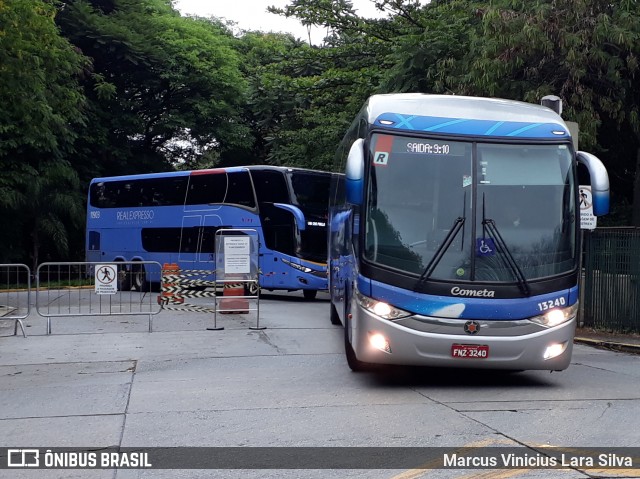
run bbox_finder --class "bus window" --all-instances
[186,172,227,206]
[251,170,289,204]
[290,171,331,212]
[225,171,256,208]
[251,169,295,256]
[90,176,189,208]
[142,228,183,252]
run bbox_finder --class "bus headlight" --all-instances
[369,332,392,353]
[530,303,578,328]
[544,342,568,359]
[281,258,313,273]
[356,291,411,321]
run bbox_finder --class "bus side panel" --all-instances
[330,208,355,324]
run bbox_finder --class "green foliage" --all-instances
[243,1,399,170]
[0,0,87,264]
[459,0,640,222]
[23,161,84,269]
[56,0,248,173]
[251,42,386,170]
[454,1,639,148]
[0,0,87,158]
[0,160,83,268]
[382,0,480,93]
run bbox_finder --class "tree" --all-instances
[19,161,84,270]
[462,0,640,225]
[0,0,87,264]
[0,0,87,158]
[56,0,249,175]
[249,0,401,170]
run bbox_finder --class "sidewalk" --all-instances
[575,327,640,354]
[3,312,639,354]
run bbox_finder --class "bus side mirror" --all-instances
[346,139,365,206]
[274,203,306,231]
[576,151,610,216]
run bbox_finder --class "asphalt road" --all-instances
[1,290,639,479]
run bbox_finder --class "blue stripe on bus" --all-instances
[367,277,578,321]
[92,171,190,183]
[376,113,569,139]
[92,167,252,184]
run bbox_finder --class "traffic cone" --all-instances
[219,274,249,314]
[157,263,184,305]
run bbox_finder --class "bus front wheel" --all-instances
[330,302,341,325]
[132,264,148,292]
[303,289,317,300]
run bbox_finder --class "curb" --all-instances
[574,337,640,355]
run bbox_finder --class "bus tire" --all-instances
[245,282,259,296]
[132,263,148,292]
[330,302,341,325]
[303,289,317,300]
[117,265,131,291]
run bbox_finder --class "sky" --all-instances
[174,0,387,43]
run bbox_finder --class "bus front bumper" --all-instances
[350,308,576,371]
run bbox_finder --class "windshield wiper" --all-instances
[417,217,465,284]
[482,218,531,296]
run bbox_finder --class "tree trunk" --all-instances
[633,147,640,226]
[31,228,39,273]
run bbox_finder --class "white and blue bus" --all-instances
[86,166,330,299]
[329,93,610,371]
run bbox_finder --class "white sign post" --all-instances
[95,264,117,294]
[223,236,251,274]
[579,185,597,230]
[212,229,261,331]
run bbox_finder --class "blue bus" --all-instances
[86,166,330,299]
[329,93,610,371]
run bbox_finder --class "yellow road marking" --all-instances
[389,438,513,479]
[587,470,640,476]
[453,469,534,479]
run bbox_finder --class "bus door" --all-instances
[179,215,201,263]
[87,230,101,262]
[199,214,222,264]
[178,214,221,264]
[250,169,293,289]
[180,169,226,267]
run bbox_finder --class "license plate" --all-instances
[451,344,489,359]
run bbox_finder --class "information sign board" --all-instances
[579,185,597,230]
[95,264,117,294]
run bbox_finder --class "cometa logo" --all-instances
[451,287,495,298]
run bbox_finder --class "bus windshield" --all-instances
[364,134,576,282]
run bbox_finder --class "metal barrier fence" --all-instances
[583,227,640,333]
[36,261,163,334]
[0,264,30,338]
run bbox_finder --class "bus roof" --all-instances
[362,93,570,140]
[90,165,331,185]
[244,165,332,175]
